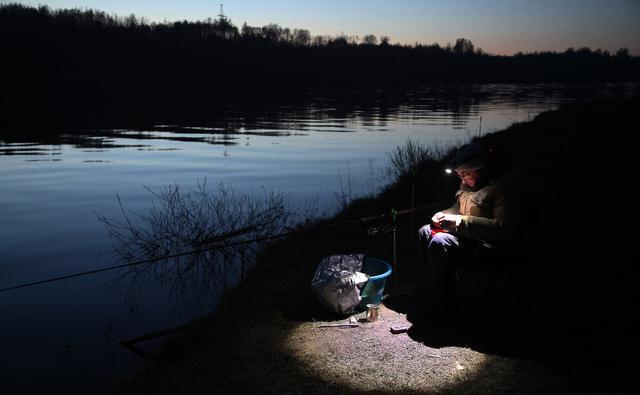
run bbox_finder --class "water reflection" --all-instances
[0,145,61,156]
[2,82,637,153]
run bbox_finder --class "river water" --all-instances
[0,82,637,394]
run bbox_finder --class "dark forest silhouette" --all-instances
[1,4,638,131]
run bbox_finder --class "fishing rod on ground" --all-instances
[0,203,442,294]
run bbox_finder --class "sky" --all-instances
[3,0,640,55]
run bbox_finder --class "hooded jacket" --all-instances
[443,166,529,245]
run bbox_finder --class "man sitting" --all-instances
[417,142,530,317]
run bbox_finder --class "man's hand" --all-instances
[431,212,446,224]
[432,212,461,231]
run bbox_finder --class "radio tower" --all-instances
[218,3,226,20]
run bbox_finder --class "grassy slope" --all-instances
[110,98,636,394]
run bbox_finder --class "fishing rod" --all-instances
[358,204,435,224]
[0,202,441,294]
[0,228,304,294]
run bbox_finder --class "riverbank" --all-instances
[109,98,636,394]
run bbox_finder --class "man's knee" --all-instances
[430,232,458,247]
[418,224,432,240]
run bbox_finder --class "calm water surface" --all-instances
[0,83,636,394]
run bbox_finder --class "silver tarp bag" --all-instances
[310,254,369,314]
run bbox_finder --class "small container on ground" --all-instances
[365,303,380,322]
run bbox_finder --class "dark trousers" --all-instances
[417,224,476,312]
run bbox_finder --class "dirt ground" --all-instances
[111,98,636,394]
[284,305,567,394]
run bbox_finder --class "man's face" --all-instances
[455,168,481,188]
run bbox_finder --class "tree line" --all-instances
[1,4,638,130]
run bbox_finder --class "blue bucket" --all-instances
[359,257,392,308]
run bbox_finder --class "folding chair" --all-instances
[456,201,539,317]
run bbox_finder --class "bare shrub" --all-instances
[97,181,293,309]
[334,163,354,211]
[387,139,459,178]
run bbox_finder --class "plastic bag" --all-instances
[310,254,369,314]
